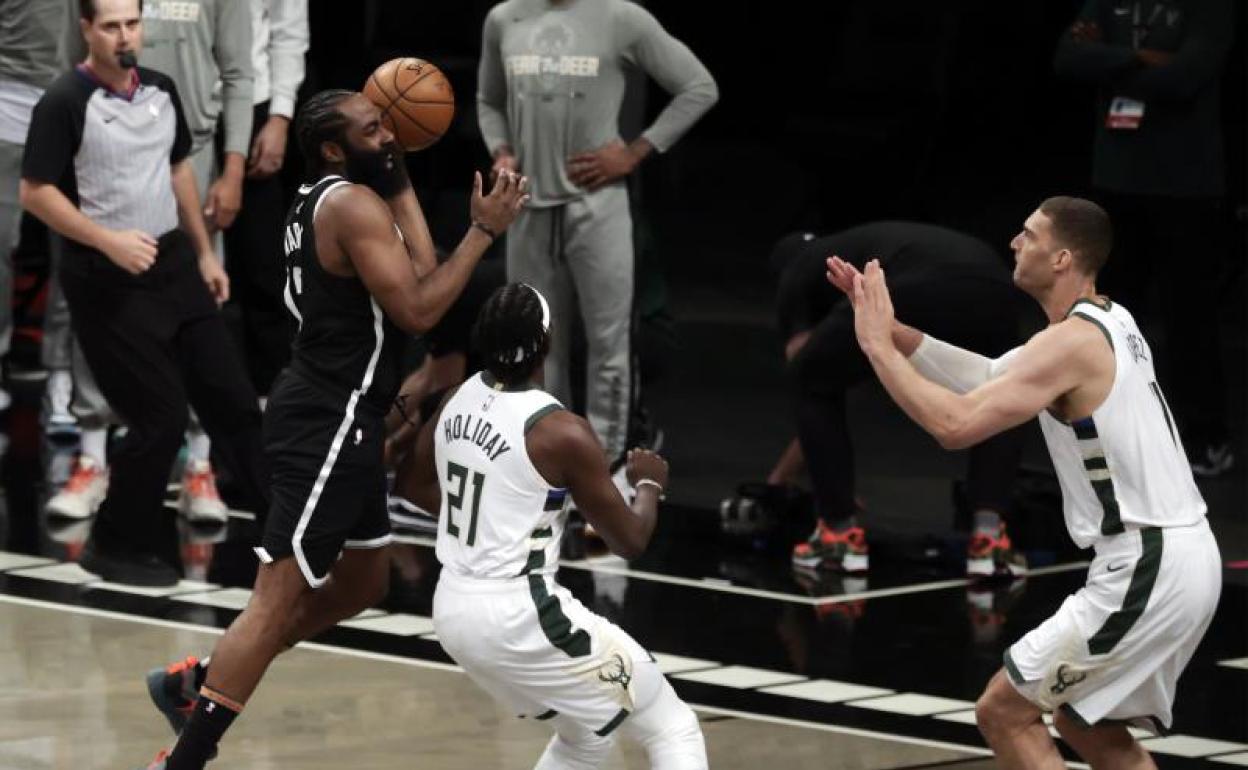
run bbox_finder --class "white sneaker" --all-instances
[44,369,77,436]
[46,455,108,519]
[178,459,228,523]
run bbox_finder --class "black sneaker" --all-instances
[1190,443,1234,478]
[79,541,179,587]
[146,655,202,734]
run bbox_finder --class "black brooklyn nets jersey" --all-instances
[281,175,407,412]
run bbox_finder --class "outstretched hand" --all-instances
[825,255,863,302]
[852,259,896,357]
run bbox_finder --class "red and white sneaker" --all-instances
[966,524,1028,578]
[791,520,869,572]
[178,460,228,523]
[45,455,108,519]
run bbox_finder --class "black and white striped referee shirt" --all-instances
[21,64,191,243]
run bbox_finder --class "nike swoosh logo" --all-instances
[1106,561,1128,573]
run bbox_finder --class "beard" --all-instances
[117,50,137,69]
[343,141,407,198]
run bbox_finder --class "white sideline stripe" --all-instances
[0,552,55,571]
[86,579,220,598]
[846,693,977,716]
[760,680,894,703]
[692,704,1001,762]
[9,563,98,584]
[673,665,806,689]
[175,588,254,611]
[0,593,462,672]
[161,501,256,521]
[387,534,1091,606]
[651,653,721,675]
[1139,736,1248,758]
[339,613,435,636]
[1217,658,1248,670]
[1,592,1238,765]
[0,594,987,761]
[1209,752,1248,766]
[558,558,1089,607]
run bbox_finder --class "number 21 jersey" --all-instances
[434,372,569,579]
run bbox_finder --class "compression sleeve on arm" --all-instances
[908,335,1021,394]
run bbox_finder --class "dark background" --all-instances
[300,0,1247,286]
[284,0,1248,515]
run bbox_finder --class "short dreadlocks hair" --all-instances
[471,283,552,387]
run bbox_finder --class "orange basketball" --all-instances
[362,57,455,151]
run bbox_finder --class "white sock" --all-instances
[80,427,108,466]
[186,430,211,465]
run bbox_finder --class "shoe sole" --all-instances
[178,496,229,524]
[791,552,869,572]
[967,556,1028,578]
[45,500,96,520]
[146,668,190,735]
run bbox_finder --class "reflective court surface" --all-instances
[0,338,1244,769]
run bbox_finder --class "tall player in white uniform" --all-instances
[406,283,708,769]
[828,196,1220,770]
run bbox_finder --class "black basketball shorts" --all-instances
[257,370,391,587]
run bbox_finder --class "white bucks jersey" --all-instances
[434,373,570,579]
[1038,299,1205,548]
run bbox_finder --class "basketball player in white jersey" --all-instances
[405,283,708,769]
[828,196,1220,770]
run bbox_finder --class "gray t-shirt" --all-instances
[477,0,718,206]
[0,0,80,90]
[23,66,192,240]
[139,0,253,156]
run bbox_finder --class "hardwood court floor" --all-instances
[0,599,991,770]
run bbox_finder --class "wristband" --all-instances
[634,478,665,500]
[472,221,497,240]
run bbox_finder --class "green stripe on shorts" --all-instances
[595,708,630,737]
[1087,528,1163,655]
[1003,649,1026,684]
[528,573,591,658]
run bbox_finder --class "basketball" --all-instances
[362,57,455,151]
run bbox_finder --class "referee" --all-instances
[19,0,267,586]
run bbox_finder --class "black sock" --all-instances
[166,692,239,769]
[193,661,207,691]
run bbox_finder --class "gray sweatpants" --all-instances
[506,183,632,460]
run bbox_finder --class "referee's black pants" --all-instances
[61,229,269,560]
[788,271,1025,525]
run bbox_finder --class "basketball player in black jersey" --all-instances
[137,90,529,769]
